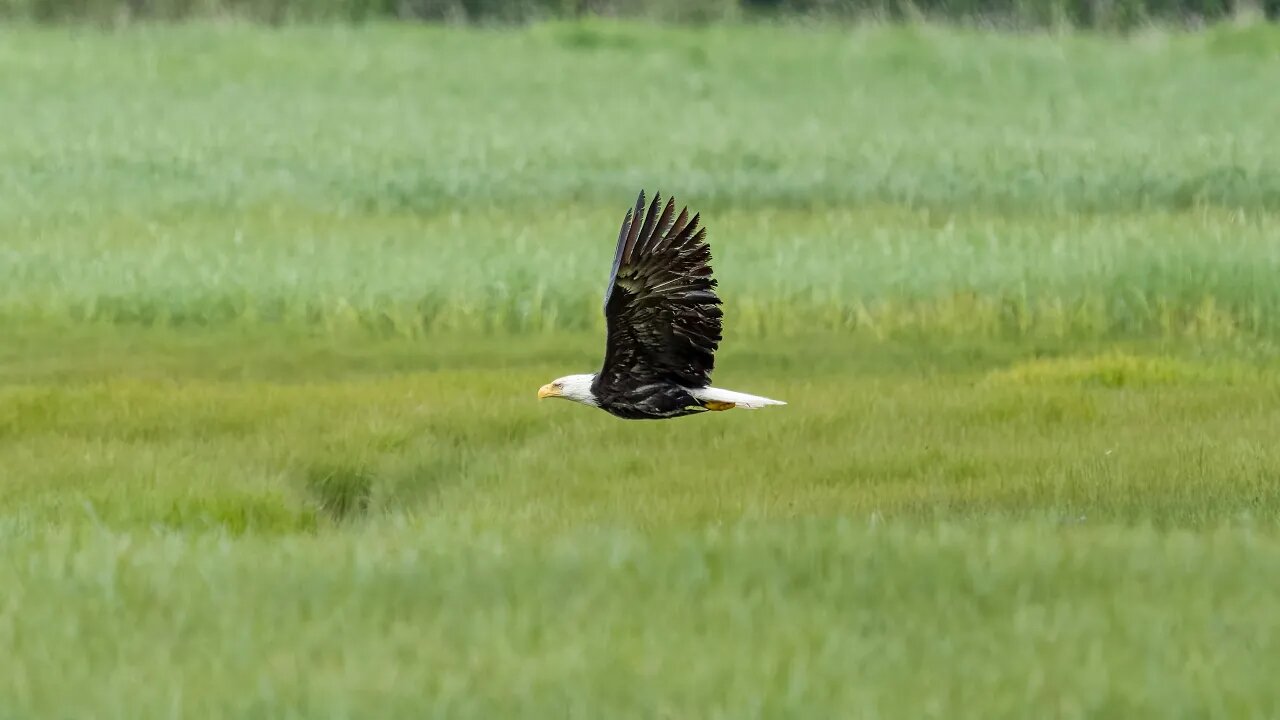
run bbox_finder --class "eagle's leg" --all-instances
[702,401,736,411]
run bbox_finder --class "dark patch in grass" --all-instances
[1170,166,1258,210]
[305,463,374,522]
[1206,23,1280,59]
[545,21,642,51]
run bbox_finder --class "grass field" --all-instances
[3,20,1280,717]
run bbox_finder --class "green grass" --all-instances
[5,520,1280,717]
[3,20,1280,718]
[3,22,1280,339]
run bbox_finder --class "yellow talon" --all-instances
[703,401,736,411]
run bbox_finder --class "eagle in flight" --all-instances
[538,191,785,420]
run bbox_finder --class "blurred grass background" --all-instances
[3,23,1280,339]
[3,0,1279,28]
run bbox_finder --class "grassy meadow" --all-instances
[3,20,1280,717]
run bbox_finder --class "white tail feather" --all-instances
[690,386,786,410]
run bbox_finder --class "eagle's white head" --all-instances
[537,374,598,406]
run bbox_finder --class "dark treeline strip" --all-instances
[3,0,1277,28]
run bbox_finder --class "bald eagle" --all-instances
[537,191,785,420]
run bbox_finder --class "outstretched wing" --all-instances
[593,191,723,395]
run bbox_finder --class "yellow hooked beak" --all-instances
[537,383,560,400]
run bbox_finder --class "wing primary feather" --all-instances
[622,191,647,265]
[689,227,708,250]
[634,191,663,257]
[609,208,633,276]
[677,223,706,252]
[666,207,691,243]
[645,198,677,254]
[602,206,636,310]
[672,213,702,249]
